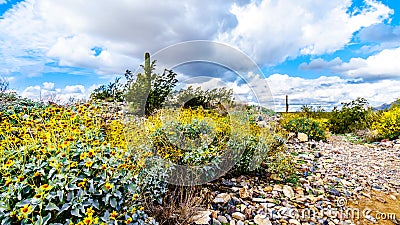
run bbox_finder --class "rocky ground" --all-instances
[192,136,400,225]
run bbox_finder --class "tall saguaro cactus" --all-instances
[125,52,178,116]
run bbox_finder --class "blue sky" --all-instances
[1,0,400,111]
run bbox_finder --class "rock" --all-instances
[254,214,272,225]
[283,185,295,199]
[288,219,301,225]
[328,188,340,196]
[264,186,273,192]
[213,193,231,205]
[237,221,244,225]
[252,198,267,203]
[232,212,246,221]
[260,203,275,209]
[230,220,236,225]
[390,194,397,200]
[192,211,211,225]
[314,152,322,158]
[239,187,253,199]
[298,132,308,142]
[211,211,218,219]
[217,216,228,224]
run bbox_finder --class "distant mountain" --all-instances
[374,100,399,111]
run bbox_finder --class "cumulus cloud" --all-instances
[264,74,400,111]
[218,0,392,64]
[299,57,343,71]
[358,23,400,43]
[175,72,400,111]
[0,0,238,76]
[21,82,89,103]
[0,0,394,77]
[303,47,400,80]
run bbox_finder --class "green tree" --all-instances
[170,86,234,109]
[90,77,125,102]
[125,52,178,116]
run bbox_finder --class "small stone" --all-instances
[213,193,231,205]
[264,186,273,192]
[230,220,236,225]
[232,212,246,221]
[254,214,272,225]
[283,185,295,199]
[237,221,244,225]
[288,219,301,225]
[217,216,228,224]
[192,211,211,225]
[239,187,253,199]
[328,188,340,196]
[260,203,276,209]
[390,195,397,200]
[314,152,322,158]
[298,132,308,142]
[252,198,267,203]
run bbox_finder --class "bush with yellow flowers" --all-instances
[280,113,327,141]
[373,106,400,140]
[0,100,294,224]
[0,103,159,225]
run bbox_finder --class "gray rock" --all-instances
[192,211,211,225]
[217,215,229,224]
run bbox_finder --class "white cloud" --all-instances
[0,0,7,5]
[339,47,400,79]
[303,47,400,80]
[199,73,399,111]
[265,74,400,111]
[42,82,54,90]
[218,0,392,64]
[21,83,88,103]
[0,0,237,76]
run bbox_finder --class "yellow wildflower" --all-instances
[40,183,52,191]
[109,210,118,220]
[20,204,32,216]
[104,182,114,190]
[85,160,93,167]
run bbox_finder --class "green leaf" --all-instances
[71,207,81,217]
[57,203,70,216]
[45,202,59,211]
[110,198,117,208]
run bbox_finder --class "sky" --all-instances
[1,0,400,111]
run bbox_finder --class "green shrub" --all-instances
[281,115,326,141]
[328,97,373,134]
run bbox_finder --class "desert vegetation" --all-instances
[1,54,399,225]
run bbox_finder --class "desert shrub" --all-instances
[328,97,374,134]
[0,103,160,224]
[373,106,400,140]
[0,91,46,113]
[281,114,327,141]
